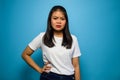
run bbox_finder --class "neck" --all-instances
[54,31,63,37]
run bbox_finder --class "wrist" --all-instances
[38,68,43,74]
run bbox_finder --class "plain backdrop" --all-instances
[0,0,120,80]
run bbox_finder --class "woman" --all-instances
[22,5,81,80]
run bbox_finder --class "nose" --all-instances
[56,19,61,24]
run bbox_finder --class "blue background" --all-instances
[1,0,120,80]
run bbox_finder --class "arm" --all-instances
[21,46,51,73]
[72,57,81,80]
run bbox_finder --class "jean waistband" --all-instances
[41,72,75,80]
[48,72,74,77]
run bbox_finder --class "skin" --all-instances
[22,46,51,73]
[72,57,81,80]
[22,10,80,80]
[51,10,66,37]
[51,11,81,80]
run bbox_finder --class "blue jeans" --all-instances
[40,72,74,80]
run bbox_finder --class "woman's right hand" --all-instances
[22,46,52,74]
[41,62,52,73]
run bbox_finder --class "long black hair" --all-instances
[43,5,72,49]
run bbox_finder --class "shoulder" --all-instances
[71,34,79,45]
[71,34,77,40]
[36,32,45,38]
[39,32,45,36]
[31,32,45,41]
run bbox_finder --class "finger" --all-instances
[45,62,51,65]
[43,65,51,71]
[44,65,51,68]
[44,67,51,73]
[46,64,52,67]
[44,65,51,71]
[45,67,51,70]
[44,70,50,73]
[42,66,48,71]
[41,68,45,73]
[46,67,51,69]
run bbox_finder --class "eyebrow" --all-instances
[52,16,65,18]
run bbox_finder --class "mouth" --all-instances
[56,25,61,28]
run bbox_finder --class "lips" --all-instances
[56,25,61,28]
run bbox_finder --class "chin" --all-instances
[54,29,63,32]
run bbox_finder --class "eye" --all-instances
[61,17,65,20]
[53,17,58,20]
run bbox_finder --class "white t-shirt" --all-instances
[28,32,81,75]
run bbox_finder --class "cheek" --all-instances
[62,21,66,26]
[51,20,55,26]
[51,20,56,25]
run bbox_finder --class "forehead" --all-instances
[52,10,65,17]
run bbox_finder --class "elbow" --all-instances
[21,52,31,60]
[74,64,80,70]
[21,53,25,59]
[21,46,33,60]
[21,52,27,60]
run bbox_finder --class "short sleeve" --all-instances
[72,36,81,58]
[28,32,44,51]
